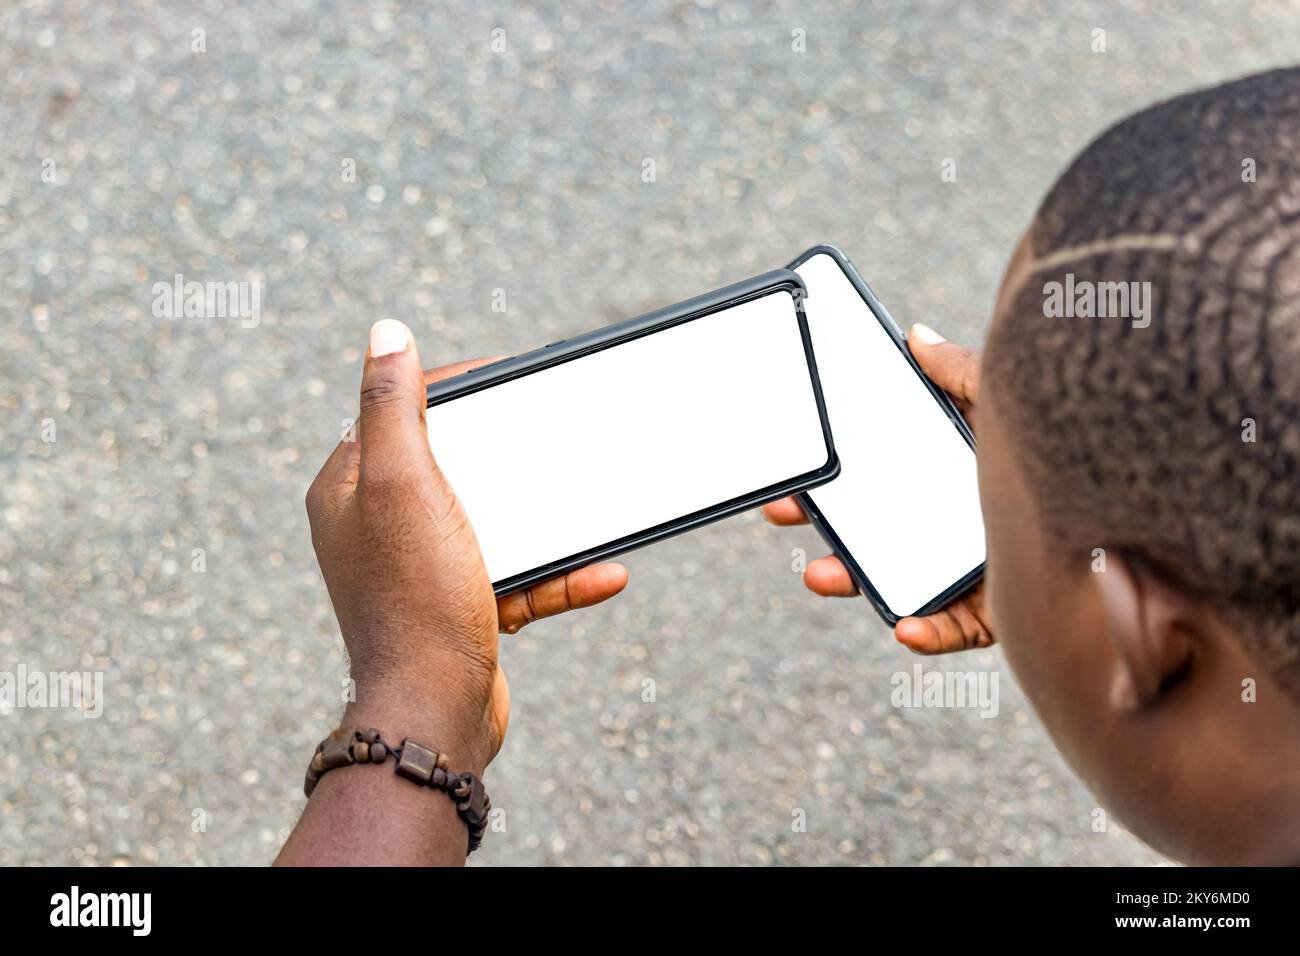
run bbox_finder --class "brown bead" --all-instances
[396,740,437,784]
[354,742,370,763]
[359,728,380,745]
[320,729,357,770]
[431,768,448,789]
[435,753,450,771]
[371,742,387,763]
[458,775,489,829]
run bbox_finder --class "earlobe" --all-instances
[1094,552,1196,712]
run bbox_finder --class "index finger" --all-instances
[762,496,809,526]
[423,356,510,388]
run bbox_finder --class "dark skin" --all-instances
[285,230,1300,864]
[761,322,993,654]
[276,320,626,866]
[770,233,1300,864]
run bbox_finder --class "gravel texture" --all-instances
[1,0,1293,866]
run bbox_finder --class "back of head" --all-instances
[985,67,1300,702]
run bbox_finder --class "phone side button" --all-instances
[463,355,514,375]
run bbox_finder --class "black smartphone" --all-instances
[425,269,839,595]
[787,245,985,624]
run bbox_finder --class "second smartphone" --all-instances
[788,245,986,624]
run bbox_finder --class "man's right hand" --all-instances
[763,323,994,654]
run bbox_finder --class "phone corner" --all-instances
[787,243,851,271]
[821,448,842,483]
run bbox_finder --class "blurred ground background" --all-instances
[0,0,1294,866]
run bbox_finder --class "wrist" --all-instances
[286,722,488,865]
[342,684,492,778]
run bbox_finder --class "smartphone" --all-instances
[788,245,985,624]
[425,270,839,595]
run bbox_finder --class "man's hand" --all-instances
[280,320,626,866]
[304,321,627,772]
[763,322,993,655]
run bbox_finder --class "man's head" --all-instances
[978,68,1300,864]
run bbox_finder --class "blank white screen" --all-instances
[426,290,831,586]
[794,253,985,617]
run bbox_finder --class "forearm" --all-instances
[276,688,492,867]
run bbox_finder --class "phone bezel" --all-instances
[787,245,985,625]
[426,268,841,596]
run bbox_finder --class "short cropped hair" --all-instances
[985,68,1300,698]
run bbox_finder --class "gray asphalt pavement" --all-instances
[2,0,1294,865]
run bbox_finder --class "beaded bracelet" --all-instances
[304,726,491,855]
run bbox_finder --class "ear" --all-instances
[1093,552,1196,712]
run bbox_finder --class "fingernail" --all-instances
[369,319,410,358]
[909,323,946,345]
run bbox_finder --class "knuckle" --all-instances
[360,374,403,410]
[521,588,540,626]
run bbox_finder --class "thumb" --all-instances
[358,319,435,486]
[907,323,981,407]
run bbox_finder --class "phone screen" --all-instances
[793,251,985,619]
[426,288,834,589]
